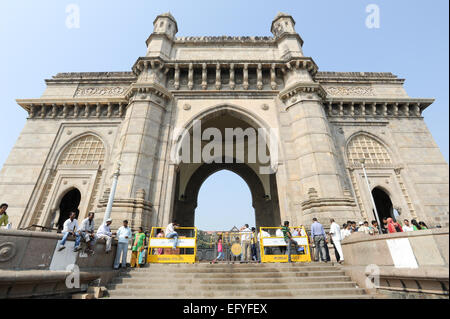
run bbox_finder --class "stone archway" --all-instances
[56,188,81,230]
[372,187,394,221]
[170,107,282,230]
[172,162,281,230]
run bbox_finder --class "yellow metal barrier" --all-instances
[259,226,312,263]
[147,227,197,264]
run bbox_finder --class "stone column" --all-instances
[280,76,358,225]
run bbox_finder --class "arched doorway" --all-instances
[56,188,81,230]
[372,187,393,221]
[170,107,281,230]
[195,170,256,231]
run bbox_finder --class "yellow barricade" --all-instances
[259,226,312,263]
[147,227,197,264]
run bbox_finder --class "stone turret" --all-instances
[145,12,178,59]
[271,12,304,59]
[151,12,178,40]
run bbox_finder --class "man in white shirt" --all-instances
[341,223,352,240]
[97,218,115,253]
[275,227,286,255]
[58,212,81,252]
[79,212,96,253]
[239,224,252,262]
[358,221,371,235]
[402,219,414,232]
[329,218,344,263]
[114,220,132,269]
[165,220,180,250]
[257,229,271,257]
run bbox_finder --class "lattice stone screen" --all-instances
[58,135,105,166]
[347,134,392,167]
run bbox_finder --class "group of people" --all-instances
[339,217,429,240]
[56,212,146,269]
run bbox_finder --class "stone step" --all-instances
[111,275,352,285]
[120,267,340,274]
[117,270,347,279]
[107,287,366,298]
[108,281,357,291]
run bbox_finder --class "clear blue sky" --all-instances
[0,1,448,230]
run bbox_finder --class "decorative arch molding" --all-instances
[25,133,108,229]
[50,131,109,169]
[345,131,394,168]
[345,131,418,222]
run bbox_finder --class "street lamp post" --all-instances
[359,158,383,234]
[103,161,121,224]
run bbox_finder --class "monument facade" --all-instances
[1,13,448,231]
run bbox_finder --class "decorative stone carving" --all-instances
[74,87,126,97]
[0,242,17,262]
[183,104,191,111]
[261,104,269,111]
[324,86,375,97]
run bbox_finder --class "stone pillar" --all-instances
[280,74,358,225]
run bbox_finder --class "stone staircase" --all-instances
[105,262,378,299]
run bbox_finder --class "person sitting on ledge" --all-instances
[79,212,96,255]
[96,218,115,253]
[58,212,81,252]
[165,220,180,251]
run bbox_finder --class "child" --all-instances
[211,235,224,264]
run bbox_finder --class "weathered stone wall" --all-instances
[341,228,449,298]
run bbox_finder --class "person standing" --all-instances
[381,218,389,234]
[58,212,81,252]
[387,217,403,233]
[402,219,414,232]
[0,203,9,228]
[130,227,146,268]
[275,226,286,255]
[311,218,327,262]
[329,219,344,264]
[282,221,302,263]
[418,221,429,230]
[358,221,371,234]
[411,219,421,231]
[251,227,258,262]
[79,212,96,254]
[239,224,252,263]
[369,220,380,235]
[211,235,224,264]
[96,218,115,253]
[114,220,132,269]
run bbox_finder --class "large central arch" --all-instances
[170,105,282,230]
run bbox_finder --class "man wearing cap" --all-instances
[96,218,115,253]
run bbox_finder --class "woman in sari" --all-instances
[387,218,403,233]
[131,227,146,268]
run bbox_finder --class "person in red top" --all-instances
[211,235,224,264]
[387,217,403,233]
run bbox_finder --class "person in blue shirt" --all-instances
[114,220,132,269]
[311,217,327,262]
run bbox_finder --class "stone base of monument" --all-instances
[0,229,120,299]
[341,228,449,298]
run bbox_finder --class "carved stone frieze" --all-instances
[324,86,375,97]
[74,87,127,97]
